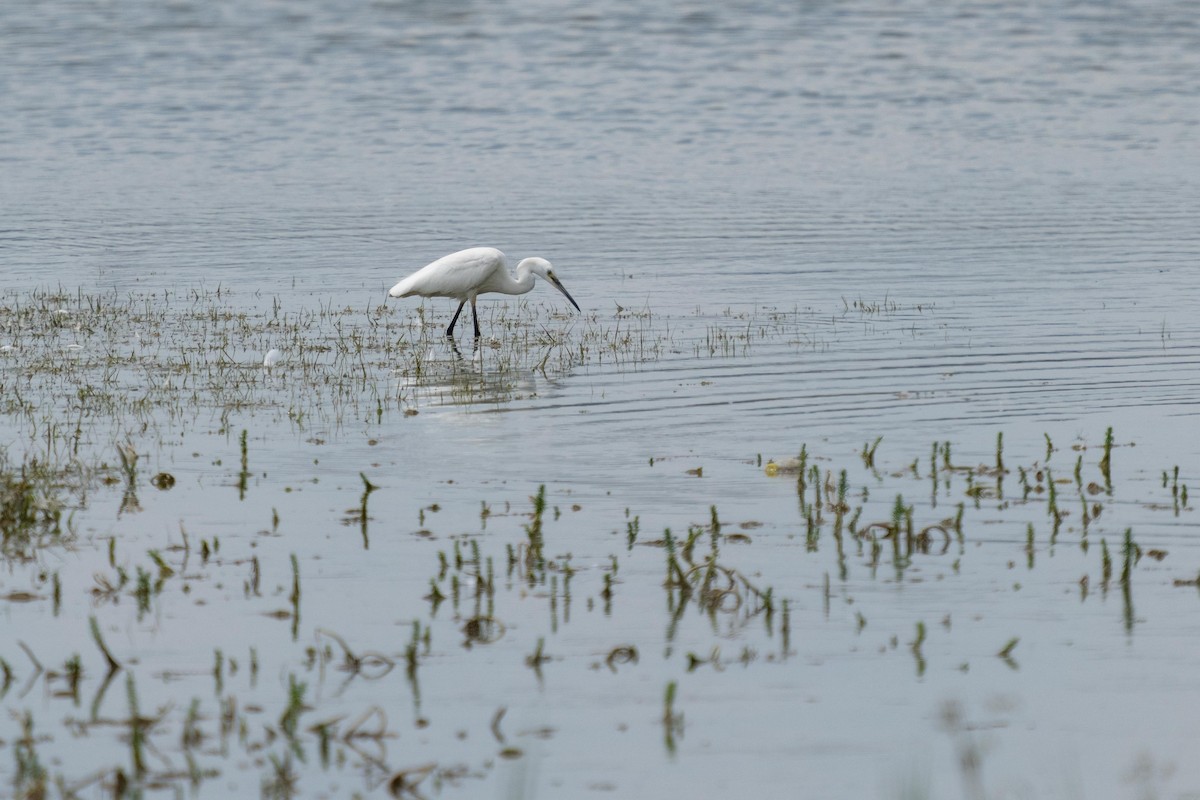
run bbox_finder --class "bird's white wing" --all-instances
[389,247,505,299]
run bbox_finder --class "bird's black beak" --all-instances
[549,275,581,312]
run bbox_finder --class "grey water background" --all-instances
[4,1,1200,797]
[5,0,1200,445]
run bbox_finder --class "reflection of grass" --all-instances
[0,451,72,559]
[13,711,48,799]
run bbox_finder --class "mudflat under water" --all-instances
[2,1,1200,798]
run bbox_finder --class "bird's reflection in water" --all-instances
[397,336,547,410]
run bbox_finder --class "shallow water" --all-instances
[2,1,1200,798]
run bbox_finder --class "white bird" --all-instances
[388,247,581,338]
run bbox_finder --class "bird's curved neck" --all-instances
[493,262,537,296]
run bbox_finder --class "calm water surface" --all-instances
[2,1,1200,798]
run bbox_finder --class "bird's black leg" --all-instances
[471,297,481,338]
[447,300,466,337]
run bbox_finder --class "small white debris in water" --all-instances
[764,457,804,477]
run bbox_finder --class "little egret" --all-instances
[388,247,581,338]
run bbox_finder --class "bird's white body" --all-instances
[389,247,532,301]
[388,247,580,337]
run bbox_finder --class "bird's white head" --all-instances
[517,257,581,312]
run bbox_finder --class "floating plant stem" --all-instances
[1120,528,1139,633]
[525,637,551,676]
[1123,579,1135,634]
[1046,468,1059,520]
[1099,426,1113,491]
[523,484,547,581]
[848,506,862,537]
[279,673,307,742]
[781,599,791,658]
[238,429,249,501]
[358,472,377,548]
[1074,453,1083,488]
[662,680,683,755]
[213,649,224,695]
[13,711,48,797]
[425,578,445,613]
[247,556,261,597]
[148,549,174,580]
[891,494,906,534]
[795,444,809,499]
[1120,528,1137,587]
[663,528,687,588]
[126,673,146,779]
[134,567,153,617]
[811,464,822,522]
[1101,539,1112,589]
[1170,466,1181,515]
[405,622,421,684]
[182,698,202,751]
[1079,483,1091,533]
[63,654,82,703]
[911,621,927,677]
[289,553,301,640]
[861,436,882,469]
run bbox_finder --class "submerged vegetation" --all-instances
[0,286,844,451]
[0,287,1196,797]
[0,451,75,560]
[1,423,1192,796]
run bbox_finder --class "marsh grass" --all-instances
[0,427,1193,796]
[3,287,802,457]
[1,286,1196,798]
[0,450,81,560]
